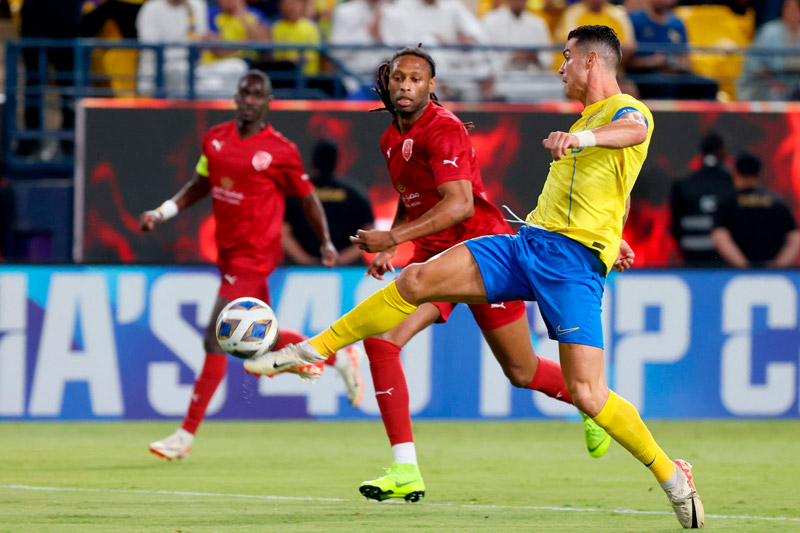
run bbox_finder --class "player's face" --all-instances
[235,76,272,123]
[559,39,588,101]
[388,56,435,117]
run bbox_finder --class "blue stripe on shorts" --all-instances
[464,226,606,348]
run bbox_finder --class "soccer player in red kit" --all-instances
[140,70,364,460]
[321,47,610,501]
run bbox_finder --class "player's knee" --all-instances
[503,365,534,389]
[396,263,427,304]
[567,381,606,416]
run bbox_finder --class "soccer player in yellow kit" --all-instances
[245,25,705,529]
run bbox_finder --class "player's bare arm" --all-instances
[300,191,338,267]
[139,171,211,231]
[364,199,407,280]
[542,112,648,161]
[352,180,474,253]
[613,196,634,272]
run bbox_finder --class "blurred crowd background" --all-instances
[1,0,799,269]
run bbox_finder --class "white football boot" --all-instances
[334,345,365,407]
[244,342,326,377]
[149,428,193,461]
[664,459,705,529]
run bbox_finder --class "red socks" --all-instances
[528,356,573,404]
[363,337,413,445]
[275,328,336,366]
[181,353,227,434]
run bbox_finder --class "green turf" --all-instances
[1,420,799,532]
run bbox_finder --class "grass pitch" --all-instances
[2,420,799,532]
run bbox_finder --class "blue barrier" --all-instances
[1,265,798,420]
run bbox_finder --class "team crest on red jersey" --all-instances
[252,150,273,171]
[402,139,414,161]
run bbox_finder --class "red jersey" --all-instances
[197,121,314,274]
[380,103,512,258]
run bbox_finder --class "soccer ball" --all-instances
[215,297,279,359]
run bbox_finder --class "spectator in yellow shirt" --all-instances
[202,0,270,64]
[272,0,322,76]
[555,0,636,64]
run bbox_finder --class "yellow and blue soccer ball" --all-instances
[215,297,279,359]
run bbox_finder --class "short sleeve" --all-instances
[425,120,473,187]
[276,143,315,198]
[610,97,652,133]
[713,198,734,229]
[196,153,209,177]
[777,201,798,233]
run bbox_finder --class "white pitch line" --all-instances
[2,484,799,523]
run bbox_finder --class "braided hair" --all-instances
[372,45,474,130]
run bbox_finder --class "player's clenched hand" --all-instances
[542,131,580,161]
[320,241,338,268]
[613,239,635,272]
[139,210,162,232]
[366,250,396,280]
[350,229,396,253]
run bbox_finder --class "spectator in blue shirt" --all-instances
[627,0,718,98]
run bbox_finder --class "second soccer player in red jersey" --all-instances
[345,47,611,502]
[140,71,364,461]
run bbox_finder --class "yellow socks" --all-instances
[309,281,418,356]
[593,391,675,483]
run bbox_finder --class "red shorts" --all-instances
[217,266,271,304]
[432,300,525,330]
[409,248,525,331]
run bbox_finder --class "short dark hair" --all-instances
[735,152,762,176]
[567,25,622,70]
[240,69,272,93]
[312,139,338,176]
[700,131,725,156]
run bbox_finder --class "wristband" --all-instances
[388,231,398,246]
[574,130,597,148]
[156,199,179,221]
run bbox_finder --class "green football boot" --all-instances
[359,462,426,502]
[581,412,611,458]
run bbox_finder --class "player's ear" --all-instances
[586,50,598,69]
[429,77,435,94]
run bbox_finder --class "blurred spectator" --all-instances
[17,0,82,158]
[283,139,375,265]
[82,0,144,38]
[136,0,248,98]
[628,0,719,98]
[271,0,322,76]
[738,0,800,100]
[712,152,800,267]
[202,0,270,65]
[670,131,734,266]
[555,0,637,64]
[382,0,494,100]
[329,0,396,95]
[481,0,563,101]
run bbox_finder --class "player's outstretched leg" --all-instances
[663,460,705,528]
[359,462,426,503]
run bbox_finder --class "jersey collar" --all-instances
[234,121,274,143]
[581,94,619,118]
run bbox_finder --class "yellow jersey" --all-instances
[526,93,654,273]
[271,18,322,76]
